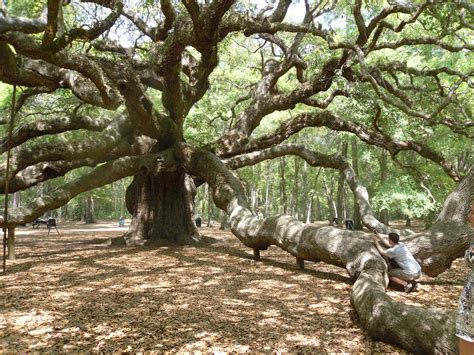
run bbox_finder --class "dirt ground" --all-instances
[0,220,469,352]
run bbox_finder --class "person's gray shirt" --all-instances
[386,242,421,275]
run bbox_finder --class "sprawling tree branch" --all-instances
[1,155,149,226]
[0,115,112,153]
[224,144,473,275]
[0,13,46,34]
[0,140,133,194]
[0,114,131,177]
[219,110,462,181]
[0,32,122,109]
[224,143,386,233]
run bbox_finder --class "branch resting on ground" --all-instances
[175,142,459,353]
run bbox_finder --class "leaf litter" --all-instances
[0,221,468,352]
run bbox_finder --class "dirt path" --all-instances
[0,221,468,352]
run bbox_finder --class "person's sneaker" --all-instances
[404,283,413,293]
[411,281,418,292]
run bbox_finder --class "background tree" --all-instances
[1,0,473,352]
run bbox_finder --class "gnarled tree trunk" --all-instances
[115,169,200,246]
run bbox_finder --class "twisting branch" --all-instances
[51,10,121,51]
[301,89,349,108]
[0,13,46,34]
[0,32,122,109]
[268,0,292,23]
[225,110,461,181]
[80,0,158,39]
[373,37,474,52]
[0,140,133,194]
[1,154,154,227]
[0,114,132,177]
[353,45,471,125]
[365,2,429,52]
[0,115,112,153]
[224,143,387,233]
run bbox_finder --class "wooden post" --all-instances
[296,257,304,270]
[253,248,260,260]
[7,227,15,260]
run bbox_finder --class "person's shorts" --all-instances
[388,268,421,281]
[456,277,474,342]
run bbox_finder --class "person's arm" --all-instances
[465,243,474,267]
[372,235,389,257]
[373,232,391,248]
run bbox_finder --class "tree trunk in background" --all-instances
[323,175,337,224]
[112,181,118,215]
[351,139,363,229]
[61,204,69,220]
[84,195,96,224]
[255,164,261,209]
[265,161,272,215]
[200,184,206,221]
[12,192,20,208]
[379,151,389,225]
[207,183,214,227]
[250,166,258,211]
[336,142,348,226]
[220,210,228,230]
[120,179,127,217]
[306,191,314,223]
[117,171,199,246]
[301,161,309,221]
[292,157,300,219]
[315,194,322,221]
[279,156,287,214]
[7,227,15,260]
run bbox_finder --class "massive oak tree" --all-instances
[1,0,473,352]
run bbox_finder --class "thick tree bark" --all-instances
[116,170,200,246]
[404,168,474,276]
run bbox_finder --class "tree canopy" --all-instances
[1,0,473,352]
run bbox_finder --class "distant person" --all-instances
[456,206,474,354]
[372,231,422,293]
[118,216,125,227]
[255,208,262,220]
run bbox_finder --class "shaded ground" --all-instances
[0,220,468,352]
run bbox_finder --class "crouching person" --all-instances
[372,232,422,293]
